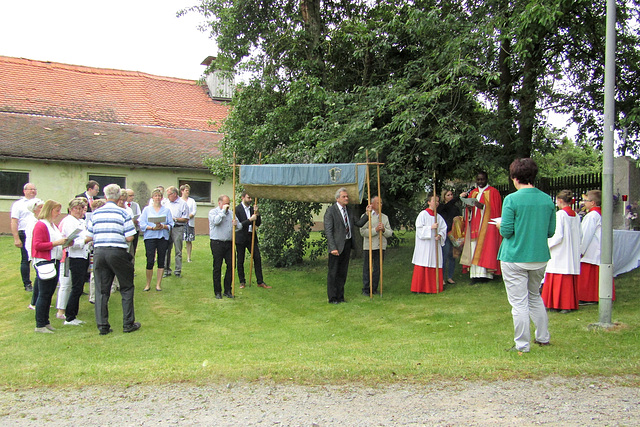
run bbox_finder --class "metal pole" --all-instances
[231,153,237,297]
[593,0,616,328]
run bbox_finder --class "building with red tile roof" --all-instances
[0,55,232,233]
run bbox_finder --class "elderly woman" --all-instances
[139,188,174,291]
[32,200,69,333]
[542,190,581,313]
[25,199,45,310]
[56,198,91,325]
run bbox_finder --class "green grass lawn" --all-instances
[1,233,638,388]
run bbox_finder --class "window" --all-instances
[88,175,126,198]
[0,171,29,196]
[178,179,211,203]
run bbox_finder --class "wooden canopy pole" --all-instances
[433,170,440,292]
[231,153,237,296]
[377,154,383,296]
[248,153,262,287]
[365,151,373,299]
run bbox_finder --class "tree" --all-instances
[193,0,640,264]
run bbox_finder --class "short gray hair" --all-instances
[103,183,121,200]
[334,187,348,200]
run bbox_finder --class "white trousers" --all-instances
[56,262,71,310]
[501,261,550,352]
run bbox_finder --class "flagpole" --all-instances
[231,153,237,297]
[377,154,383,296]
[248,153,262,287]
[366,151,373,299]
[433,170,440,292]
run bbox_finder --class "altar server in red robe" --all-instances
[577,190,615,304]
[411,195,447,293]
[542,190,581,312]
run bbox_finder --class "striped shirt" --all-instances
[87,201,136,249]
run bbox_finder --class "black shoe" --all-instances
[123,322,141,333]
[174,272,181,278]
[24,284,33,292]
[329,300,339,304]
[223,292,234,299]
[215,293,222,299]
[362,290,370,296]
[99,328,113,335]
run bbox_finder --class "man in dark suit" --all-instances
[324,187,366,304]
[76,180,100,212]
[235,191,271,289]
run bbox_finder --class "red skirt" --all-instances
[542,273,578,310]
[411,265,444,294]
[577,263,616,302]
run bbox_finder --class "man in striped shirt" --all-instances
[86,184,140,335]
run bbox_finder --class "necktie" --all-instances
[342,207,350,237]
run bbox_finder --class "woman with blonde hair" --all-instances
[542,190,581,313]
[139,188,174,291]
[32,200,69,333]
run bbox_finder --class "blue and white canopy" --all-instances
[240,163,367,204]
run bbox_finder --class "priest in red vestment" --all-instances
[461,171,502,283]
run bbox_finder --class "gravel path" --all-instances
[1,377,638,426]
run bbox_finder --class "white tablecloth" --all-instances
[613,230,640,277]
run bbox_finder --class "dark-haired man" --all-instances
[461,171,502,283]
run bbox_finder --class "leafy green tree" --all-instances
[193,0,640,264]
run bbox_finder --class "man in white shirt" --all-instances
[164,186,189,278]
[11,182,40,291]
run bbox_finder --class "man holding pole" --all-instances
[235,191,271,289]
[358,196,393,296]
[209,195,242,299]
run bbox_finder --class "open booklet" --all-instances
[460,197,483,208]
[147,215,166,224]
[488,217,502,226]
[64,228,82,246]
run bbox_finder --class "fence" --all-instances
[495,172,602,211]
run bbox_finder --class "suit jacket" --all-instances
[324,203,366,255]
[235,203,261,244]
[75,192,100,212]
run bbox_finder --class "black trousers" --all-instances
[19,230,32,286]
[144,238,169,270]
[65,257,90,321]
[362,249,384,293]
[236,237,263,284]
[327,239,352,303]
[35,260,60,328]
[93,247,136,332]
[210,239,232,295]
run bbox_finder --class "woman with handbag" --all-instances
[32,200,69,333]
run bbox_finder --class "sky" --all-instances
[0,0,216,80]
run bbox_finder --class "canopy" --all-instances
[240,163,367,204]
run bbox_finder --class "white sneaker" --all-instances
[64,319,85,326]
[44,324,56,331]
[35,327,54,333]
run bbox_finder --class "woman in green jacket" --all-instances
[497,158,556,353]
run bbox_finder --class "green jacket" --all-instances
[497,187,556,263]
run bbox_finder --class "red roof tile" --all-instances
[0,56,229,132]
